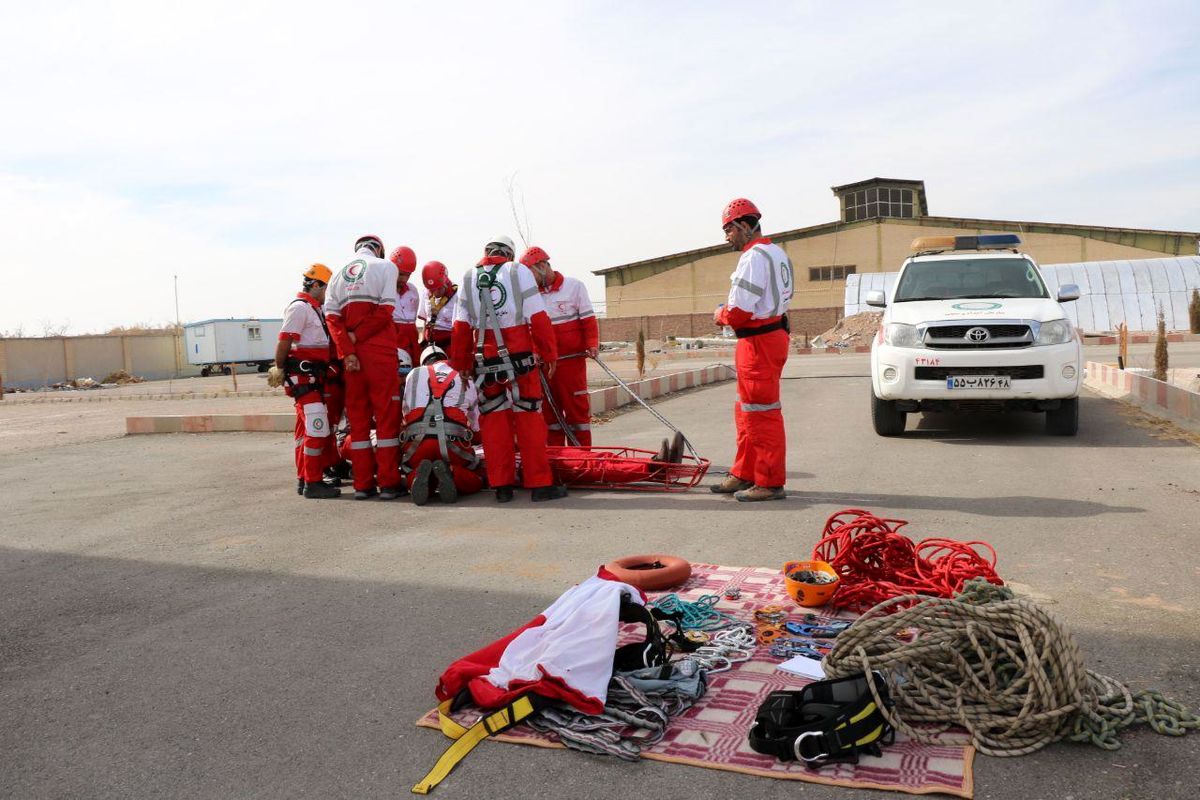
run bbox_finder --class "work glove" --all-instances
[266,366,285,388]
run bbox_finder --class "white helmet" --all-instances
[397,349,414,370]
[485,235,515,256]
[420,344,447,365]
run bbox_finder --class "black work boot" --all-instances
[379,484,408,501]
[495,486,515,503]
[432,461,458,504]
[304,481,341,499]
[297,478,305,496]
[354,487,379,501]
[667,431,686,464]
[411,461,435,506]
[531,485,568,502]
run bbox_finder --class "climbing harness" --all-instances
[400,364,479,472]
[748,672,894,768]
[472,264,540,415]
[823,579,1200,757]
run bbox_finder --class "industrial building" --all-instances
[594,178,1200,338]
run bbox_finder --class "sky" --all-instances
[1,0,1198,335]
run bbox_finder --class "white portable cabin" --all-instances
[184,318,282,367]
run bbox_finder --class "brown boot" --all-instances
[710,475,754,494]
[734,485,786,502]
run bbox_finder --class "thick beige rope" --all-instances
[822,580,1199,756]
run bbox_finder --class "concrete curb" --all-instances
[4,389,284,405]
[1084,360,1200,431]
[1083,332,1200,345]
[126,363,737,434]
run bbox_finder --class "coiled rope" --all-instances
[649,593,742,631]
[823,579,1200,756]
[813,509,1002,613]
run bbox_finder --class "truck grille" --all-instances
[924,323,1033,349]
[914,365,1045,380]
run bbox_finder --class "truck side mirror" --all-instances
[865,290,886,308]
[1057,284,1080,303]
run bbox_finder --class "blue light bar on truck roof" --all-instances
[910,234,1022,253]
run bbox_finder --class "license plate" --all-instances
[947,375,1011,389]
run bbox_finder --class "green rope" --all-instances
[649,594,742,631]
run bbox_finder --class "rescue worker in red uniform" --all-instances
[418,260,459,349]
[325,234,405,500]
[400,345,486,506]
[710,199,793,502]
[520,246,599,447]
[268,263,341,499]
[450,235,567,503]
[391,246,420,368]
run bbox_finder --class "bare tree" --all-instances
[0,324,25,338]
[503,172,533,248]
[40,319,70,337]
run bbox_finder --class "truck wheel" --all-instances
[871,391,907,437]
[257,362,269,373]
[200,366,211,377]
[221,365,232,376]
[1045,397,1079,436]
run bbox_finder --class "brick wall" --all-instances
[599,307,841,342]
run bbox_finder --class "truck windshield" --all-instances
[893,257,1048,302]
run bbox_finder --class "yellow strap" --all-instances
[413,696,536,795]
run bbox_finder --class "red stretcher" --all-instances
[545,445,710,492]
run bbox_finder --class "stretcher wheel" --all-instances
[604,554,691,591]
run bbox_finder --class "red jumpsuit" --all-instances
[538,272,599,446]
[716,237,794,489]
[450,257,558,490]
[325,249,402,492]
[393,282,420,366]
[279,293,341,483]
[419,286,459,349]
[401,362,485,495]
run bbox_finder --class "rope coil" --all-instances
[823,579,1200,756]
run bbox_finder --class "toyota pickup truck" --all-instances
[867,234,1082,436]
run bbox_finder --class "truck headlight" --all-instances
[884,323,923,348]
[1035,319,1074,346]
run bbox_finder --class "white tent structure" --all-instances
[843,256,1200,332]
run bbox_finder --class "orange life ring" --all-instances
[604,554,692,591]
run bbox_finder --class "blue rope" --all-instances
[650,593,742,631]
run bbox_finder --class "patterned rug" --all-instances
[417,564,975,798]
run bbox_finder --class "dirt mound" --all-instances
[814,312,882,348]
[102,370,144,384]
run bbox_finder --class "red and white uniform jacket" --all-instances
[435,572,644,714]
[324,247,399,357]
[418,287,460,341]
[393,282,419,363]
[402,361,479,432]
[539,272,599,356]
[716,238,794,330]
[449,258,557,372]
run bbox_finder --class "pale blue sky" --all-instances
[1,0,1197,333]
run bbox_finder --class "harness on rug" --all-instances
[748,671,894,768]
[473,265,539,415]
[401,365,479,471]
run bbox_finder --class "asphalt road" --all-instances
[1,354,1197,799]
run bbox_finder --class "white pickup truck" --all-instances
[867,234,1083,437]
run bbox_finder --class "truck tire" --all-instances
[872,391,906,437]
[221,365,232,376]
[1045,397,1079,436]
[200,366,211,377]
[257,362,269,373]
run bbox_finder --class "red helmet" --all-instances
[519,246,550,267]
[721,198,761,227]
[389,246,417,273]
[421,260,452,293]
[354,234,384,257]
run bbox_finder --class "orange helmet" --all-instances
[303,263,332,284]
[519,246,550,267]
[389,246,417,273]
[721,198,761,227]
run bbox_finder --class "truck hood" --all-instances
[884,297,1067,325]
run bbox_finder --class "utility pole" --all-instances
[173,274,182,381]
